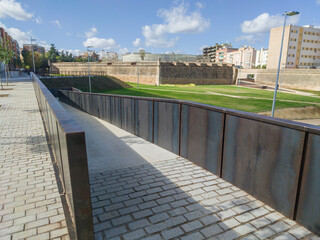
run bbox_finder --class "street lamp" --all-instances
[271,11,300,117]
[31,37,36,73]
[87,46,93,92]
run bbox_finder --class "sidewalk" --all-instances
[62,103,319,240]
[0,78,70,240]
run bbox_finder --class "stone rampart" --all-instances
[50,62,236,85]
[238,68,320,91]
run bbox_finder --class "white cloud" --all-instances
[241,13,299,34]
[39,41,51,51]
[0,0,33,21]
[119,48,129,55]
[83,37,118,49]
[195,2,203,9]
[0,21,30,45]
[132,38,141,47]
[35,17,43,24]
[52,20,61,28]
[142,2,210,47]
[66,32,72,36]
[85,27,98,38]
[317,0,320,5]
[235,35,255,42]
[59,49,83,56]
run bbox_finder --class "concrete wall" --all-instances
[51,62,236,86]
[238,68,320,91]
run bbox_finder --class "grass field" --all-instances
[100,83,320,113]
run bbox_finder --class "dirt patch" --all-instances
[0,94,9,97]
[259,106,320,120]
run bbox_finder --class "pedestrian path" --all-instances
[62,103,319,240]
[0,78,70,240]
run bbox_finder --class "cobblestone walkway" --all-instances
[0,79,70,240]
[90,159,319,240]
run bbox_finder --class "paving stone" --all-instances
[128,219,150,231]
[233,223,256,235]
[164,215,187,227]
[149,212,170,224]
[288,226,311,238]
[123,229,146,240]
[254,227,276,239]
[269,221,290,233]
[180,232,205,240]
[201,224,224,238]
[181,220,203,232]
[161,227,184,240]
[132,209,153,219]
[145,222,167,234]
[111,214,133,226]
[104,226,127,238]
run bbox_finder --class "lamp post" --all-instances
[31,37,36,73]
[271,11,300,117]
[87,46,93,92]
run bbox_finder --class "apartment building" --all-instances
[226,46,256,69]
[255,48,268,67]
[203,43,230,62]
[267,25,320,69]
[0,27,20,70]
[23,44,46,54]
[216,45,238,63]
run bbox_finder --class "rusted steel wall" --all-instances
[296,134,320,235]
[33,75,94,240]
[180,104,224,175]
[58,89,320,236]
[222,115,304,218]
[154,101,180,155]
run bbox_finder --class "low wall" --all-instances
[59,89,320,236]
[32,74,94,240]
[51,62,236,85]
[238,69,320,91]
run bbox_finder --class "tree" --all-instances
[0,40,15,87]
[47,44,59,63]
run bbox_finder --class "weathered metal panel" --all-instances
[222,115,304,218]
[180,104,224,175]
[154,101,180,154]
[110,96,121,128]
[135,99,153,142]
[121,98,135,134]
[296,133,320,235]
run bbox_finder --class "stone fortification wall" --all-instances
[160,62,236,85]
[50,62,159,85]
[51,62,236,85]
[238,68,320,91]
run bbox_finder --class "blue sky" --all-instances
[0,0,320,56]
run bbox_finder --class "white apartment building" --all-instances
[255,48,268,67]
[267,25,320,69]
[226,46,256,69]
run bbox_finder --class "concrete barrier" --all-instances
[58,89,320,236]
[32,74,94,240]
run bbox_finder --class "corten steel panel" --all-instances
[121,98,135,134]
[222,115,304,218]
[154,101,180,155]
[101,96,111,123]
[180,104,224,175]
[296,133,320,235]
[135,99,153,142]
[110,97,122,128]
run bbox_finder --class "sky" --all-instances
[0,0,320,56]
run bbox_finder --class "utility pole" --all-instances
[31,37,36,73]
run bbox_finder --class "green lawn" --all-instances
[100,83,320,113]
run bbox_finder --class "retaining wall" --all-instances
[59,89,320,236]
[238,69,320,91]
[33,74,94,240]
[50,62,236,85]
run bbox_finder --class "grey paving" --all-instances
[0,78,70,239]
[62,102,319,240]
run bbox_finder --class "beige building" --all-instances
[267,25,320,69]
[226,46,256,69]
